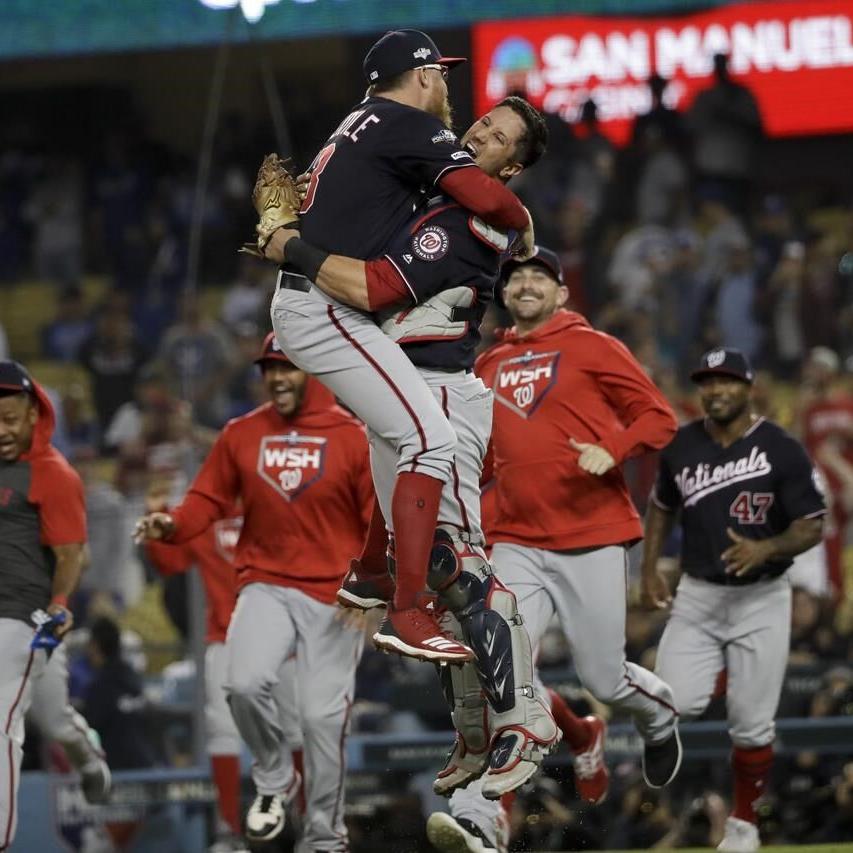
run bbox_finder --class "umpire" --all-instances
[641,348,826,853]
[0,360,88,848]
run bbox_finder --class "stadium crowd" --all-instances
[1,58,852,851]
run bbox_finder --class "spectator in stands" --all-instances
[767,241,807,377]
[686,52,764,211]
[24,155,84,287]
[0,321,8,360]
[713,233,764,362]
[79,300,150,435]
[630,74,687,152]
[157,291,235,428]
[81,616,156,769]
[225,321,266,418]
[569,98,615,222]
[42,285,93,362]
[221,254,272,331]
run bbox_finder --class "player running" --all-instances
[0,360,98,848]
[266,29,536,665]
[135,334,372,850]
[641,347,826,853]
[265,97,560,800]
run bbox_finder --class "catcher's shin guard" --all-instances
[428,529,559,798]
[433,622,490,796]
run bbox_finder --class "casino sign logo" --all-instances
[258,433,326,501]
[412,225,450,262]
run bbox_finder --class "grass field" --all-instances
[604,847,853,853]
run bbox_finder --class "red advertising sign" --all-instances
[473,0,853,144]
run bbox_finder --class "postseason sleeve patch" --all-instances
[431,128,457,145]
[412,225,450,261]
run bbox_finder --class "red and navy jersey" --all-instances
[381,195,510,371]
[299,97,475,259]
[652,417,826,584]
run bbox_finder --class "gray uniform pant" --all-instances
[655,574,791,748]
[224,583,362,852]
[0,618,46,850]
[271,284,456,484]
[28,643,103,772]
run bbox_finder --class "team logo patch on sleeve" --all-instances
[493,351,560,417]
[257,433,326,500]
[412,225,450,261]
[213,517,243,563]
[431,128,457,144]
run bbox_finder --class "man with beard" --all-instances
[642,347,825,853]
[268,29,536,664]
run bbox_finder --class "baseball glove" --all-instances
[239,153,301,257]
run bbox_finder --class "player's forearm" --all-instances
[762,517,824,561]
[170,492,225,544]
[313,255,371,310]
[640,503,676,576]
[438,168,528,231]
[600,406,678,464]
[51,544,85,603]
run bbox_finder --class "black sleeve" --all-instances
[385,110,476,187]
[776,436,827,521]
[651,446,680,512]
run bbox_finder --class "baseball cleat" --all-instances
[642,725,682,789]
[426,812,498,853]
[336,559,394,610]
[372,606,474,664]
[245,771,300,844]
[717,816,760,852]
[433,733,490,796]
[80,756,112,805]
[208,834,250,853]
[571,715,610,805]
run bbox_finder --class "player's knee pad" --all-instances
[427,527,492,618]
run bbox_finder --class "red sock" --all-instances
[358,499,390,576]
[547,689,592,751]
[292,748,306,814]
[211,754,241,835]
[732,744,773,823]
[391,472,443,609]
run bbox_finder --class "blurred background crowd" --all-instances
[2,11,853,851]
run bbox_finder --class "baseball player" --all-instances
[134,333,372,851]
[267,29,537,663]
[427,250,681,852]
[641,347,826,853]
[266,97,561,802]
[0,360,90,849]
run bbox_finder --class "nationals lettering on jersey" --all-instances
[493,351,560,418]
[257,434,327,501]
[298,97,475,260]
[653,417,826,584]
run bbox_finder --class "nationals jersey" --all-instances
[652,417,826,584]
[299,97,475,259]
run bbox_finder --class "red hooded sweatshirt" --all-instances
[168,378,373,605]
[0,380,86,623]
[475,311,677,551]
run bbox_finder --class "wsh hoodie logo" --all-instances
[493,351,560,418]
[258,434,327,500]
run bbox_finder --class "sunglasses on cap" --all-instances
[418,64,449,80]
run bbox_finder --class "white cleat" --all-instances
[246,793,287,841]
[426,812,498,853]
[717,816,761,852]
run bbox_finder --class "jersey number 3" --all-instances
[300,143,336,214]
[729,491,774,525]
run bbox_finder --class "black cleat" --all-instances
[642,726,683,788]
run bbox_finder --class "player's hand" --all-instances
[263,227,300,264]
[133,512,176,544]
[640,570,672,610]
[721,528,774,576]
[513,207,536,261]
[333,605,368,633]
[570,438,616,475]
[295,171,310,203]
[46,602,74,638]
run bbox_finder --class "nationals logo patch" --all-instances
[493,351,560,418]
[412,225,449,261]
[257,433,326,501]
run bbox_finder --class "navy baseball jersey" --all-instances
[381,195,510,371]
[652,417,826,584]
[299,97,475,259]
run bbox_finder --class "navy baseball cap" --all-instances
[0,360,34,395]
[254,332,294,367]
[690,348,754,384]
[500,246,564,286]
[363,30,466,84]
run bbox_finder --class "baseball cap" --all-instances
[500,245,564,286]
[0,360,35,395]
[363,29,466,84]
[254,332,293,367]
[690,348,754,384]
